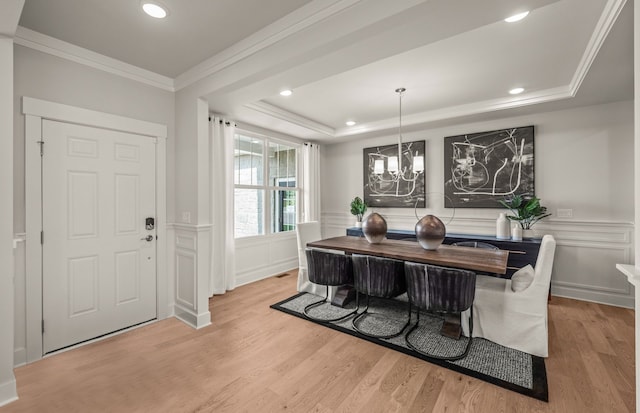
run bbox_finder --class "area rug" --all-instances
[270,292,548,402]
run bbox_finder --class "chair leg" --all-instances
[405,307,474,361]
[352,294,411,339]
[303,284,357,323]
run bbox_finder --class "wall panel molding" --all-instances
[235,232,298,287]
[172,225,211,329]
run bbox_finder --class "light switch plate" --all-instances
[556,208,573,218]
[181,211,191,223]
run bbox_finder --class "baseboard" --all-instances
[14,347,26,368]
[173,304,211,330]
[235,262,298,287]
[551,285,634,309]
[0,377,18,408]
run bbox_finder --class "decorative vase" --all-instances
[355,221,362,228]
[415,214,446,250]
[496,213,510,240]
[362,212,387,244]
[512,225,523,241]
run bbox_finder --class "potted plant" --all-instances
[350,196,367,228]
[498,195,551,238]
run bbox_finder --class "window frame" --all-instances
[233,129,301,239]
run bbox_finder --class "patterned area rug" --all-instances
[271,292,548,402]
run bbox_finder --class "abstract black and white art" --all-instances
[443,126,534,208]
[364,140,425,208]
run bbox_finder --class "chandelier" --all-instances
[370,88,424,197]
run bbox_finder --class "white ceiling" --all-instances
[18,0,312,77]
[15,0,633,142]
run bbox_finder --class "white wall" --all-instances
[322,100,635,307]
[0,38,17,406]
[12,45,176,365]
[13,45,176,229]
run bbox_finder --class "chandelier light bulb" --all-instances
[388,156,399,174]
[413,156,424,173]
[373,159,384,174]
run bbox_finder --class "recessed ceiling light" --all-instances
[279,90,293,97]
[345,120,356,126]
[504,11,529,23]
[142,2,168,19]
[509,87,525,95]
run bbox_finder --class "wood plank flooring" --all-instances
[1,271,635,412]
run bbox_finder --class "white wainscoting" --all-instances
[235,232,299,287]
[322,212,635,308]
[170,223,212,329]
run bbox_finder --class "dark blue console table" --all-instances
[346,227,541,279]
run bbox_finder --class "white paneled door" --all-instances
[42,120,157,353]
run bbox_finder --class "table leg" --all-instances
[331,285,355,307]
[440,313,462,340]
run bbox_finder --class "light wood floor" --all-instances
[1,271,635,413]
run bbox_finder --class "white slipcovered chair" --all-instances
[295,222,324,295]
[461,234,556,357]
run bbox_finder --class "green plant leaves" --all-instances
[350,196,367,219]
[498,195,551,229]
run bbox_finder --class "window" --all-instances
[234,132,299,238]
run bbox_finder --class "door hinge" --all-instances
[40,231,44,244]
[42,320,45,333]
[37,140,44,156]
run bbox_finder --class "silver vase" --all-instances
[415,214,446,250]
[362,212,387,244]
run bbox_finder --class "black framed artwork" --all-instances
[443,126,534,208]
[363,140,425,208]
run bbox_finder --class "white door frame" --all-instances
[22,97,168,363]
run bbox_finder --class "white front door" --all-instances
[42,120,157,353]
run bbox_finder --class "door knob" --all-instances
[141,235,154,242]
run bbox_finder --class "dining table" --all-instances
[307,235,509,274]
[306,235,510,339]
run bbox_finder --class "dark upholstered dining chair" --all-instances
[404,262,477,360]
[303,248,356,322]
[351,255,410,339]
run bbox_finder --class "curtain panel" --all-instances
[209,116,236,296]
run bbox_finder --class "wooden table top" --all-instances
[307,236,509,275]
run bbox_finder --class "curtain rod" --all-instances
[208,116,236,127]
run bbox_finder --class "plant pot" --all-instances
[355,221,362,228]
[523,229,539,239]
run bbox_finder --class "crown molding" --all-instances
[236,0,627,140]
[246,85,572,139]
[14,26,175,92]
[173,0,363,91]
[244,101,335,136]
[568,0,627,96]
